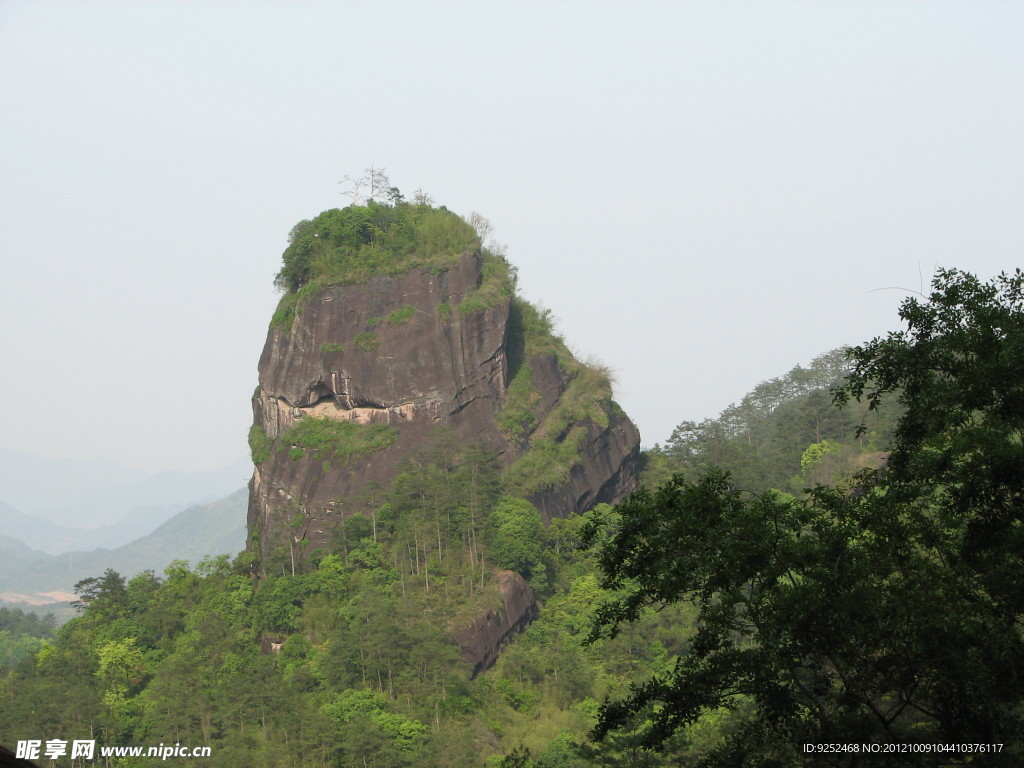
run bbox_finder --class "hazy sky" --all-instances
[2,1,1022,473]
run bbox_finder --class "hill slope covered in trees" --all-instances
[0,332,907,766]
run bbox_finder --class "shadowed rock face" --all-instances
[528,417,641,526]
[455,570,537,677]
[247,250,640,563]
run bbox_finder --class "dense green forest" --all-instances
[585,269,1024,766]
[640,347,903,495]
[0,609,55,670]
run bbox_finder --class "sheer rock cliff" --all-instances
[248,250,639,559]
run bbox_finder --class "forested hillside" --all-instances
[641,347,903,495]
[0,192,653,768]
[585,269,1024,765]
[0,339,899,767]
[0,439,697,767]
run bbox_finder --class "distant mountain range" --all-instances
[0,448,250,552]
[0,488,248,605]
[0,500,193,555]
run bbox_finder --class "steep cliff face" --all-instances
[248,246,639,562]
[255,251,508,433]
[249,251,514,559]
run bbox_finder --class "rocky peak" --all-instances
[248,205,639,565]
[245,202,639,670]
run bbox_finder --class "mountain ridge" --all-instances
[0,489,247,601]
[0,451,249,542]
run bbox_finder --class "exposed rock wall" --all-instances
[249,252,512,557]
[455,570,538,677]
[247,250,640,561]
[256,252,508,429]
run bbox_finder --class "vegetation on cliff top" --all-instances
[270,197,516,331]
[276,202,478,293]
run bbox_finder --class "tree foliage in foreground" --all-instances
[584,269,1024,766]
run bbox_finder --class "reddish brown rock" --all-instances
[455,570,538,677]
[247,250,639,562]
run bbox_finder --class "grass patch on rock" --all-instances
[279,417,397,467]
[458,251,515,315]
[387,305,416,325]
[355,333,380,352]
[248,425,271,465]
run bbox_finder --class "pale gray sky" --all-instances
[2,1,1022,473]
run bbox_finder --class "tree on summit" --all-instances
[583,269,1024,765]
[338,164,393,205]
